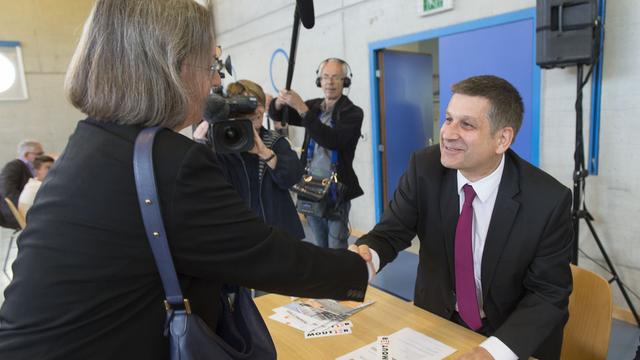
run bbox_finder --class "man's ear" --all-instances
[496,127,514,154]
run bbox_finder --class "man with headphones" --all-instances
[269,58,363,249]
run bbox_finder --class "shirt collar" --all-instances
[457,154,505,203]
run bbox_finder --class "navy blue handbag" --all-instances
[133,127,277,360]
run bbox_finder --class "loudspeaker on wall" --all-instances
[536,0,599,68]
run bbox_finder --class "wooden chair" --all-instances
[3,197,25,279]
[4,197,26,230]
[560,264,612,360]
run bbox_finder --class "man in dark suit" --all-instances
[352,76,572,360]
[0,140,43,229]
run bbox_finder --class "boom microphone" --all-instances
[296,0,315,29]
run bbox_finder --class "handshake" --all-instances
[348,244,377,283]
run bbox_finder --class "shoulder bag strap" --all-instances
[133,126,185,308]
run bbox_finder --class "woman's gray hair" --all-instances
[65,0,214,129]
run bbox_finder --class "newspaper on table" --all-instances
[269,298,374,338]
[336,327,457,360]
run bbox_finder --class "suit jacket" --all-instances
[357,145,573,359]
[0,118,368,360]
[0,158,32,229]
[269,95,364,201]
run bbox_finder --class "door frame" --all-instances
[368,8,541,222]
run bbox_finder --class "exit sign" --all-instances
[419,0,453,16]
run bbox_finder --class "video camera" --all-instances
[203,94,257,153]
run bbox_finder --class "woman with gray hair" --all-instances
[0,1,368,359]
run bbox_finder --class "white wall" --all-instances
[0,1,91,162]
[213,0,640,311]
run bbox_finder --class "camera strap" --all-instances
[305,113,340,203]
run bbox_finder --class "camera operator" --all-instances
[194,80,305,240]
[269,58,364,249]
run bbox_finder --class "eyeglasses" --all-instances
[188,58,223,78]
[321,75,344,82]
[213,45,225,78]
[211,58,225,78]
[189,46,226,78]
[27,151,44,156]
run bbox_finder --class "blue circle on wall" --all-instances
[269,48,289,94]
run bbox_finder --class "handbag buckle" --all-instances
[164,298,192,314]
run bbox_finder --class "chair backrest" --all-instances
[4,197,26,230]
[560,264,612,360]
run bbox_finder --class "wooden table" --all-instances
[255,286,486,359]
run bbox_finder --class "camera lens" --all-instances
[223,126,241,145]
[211,118,254,153]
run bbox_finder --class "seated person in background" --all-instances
[351,75,572,360]
[18,155,55,214]
[195,80,305,240]
[0,140,44,229]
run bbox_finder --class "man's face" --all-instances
[440,94,512,182]
[319,61,345,101]
[35,162,52,181]
[25,145,44,163]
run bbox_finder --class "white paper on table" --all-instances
[336,327,457,360]
[269,307,336,332]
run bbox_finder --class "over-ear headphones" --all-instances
[315,58,353,88]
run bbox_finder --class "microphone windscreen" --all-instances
[297,0,315,29]
[203,94,230,123]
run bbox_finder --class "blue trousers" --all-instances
[305,201,351,249]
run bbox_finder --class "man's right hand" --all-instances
[276,89,308,115]
[348,244,372,262]
[349,244,376,283]
[274,95,286,111]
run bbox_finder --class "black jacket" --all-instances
[0,159,32,229]
[215,127,305,240]
[357,146,573,359]
[269,95,364,201]
[0,118,368,360]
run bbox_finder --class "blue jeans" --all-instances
[305,201,351,249]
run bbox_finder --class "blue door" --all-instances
[379,50,433,205]
[439,19,536,162]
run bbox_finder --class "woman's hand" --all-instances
[193,121,209,140]
[248,128,277,169]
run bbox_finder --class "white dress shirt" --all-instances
[18,178,42,214]
[368,154,517,360]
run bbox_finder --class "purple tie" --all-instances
[455,184,482,330]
